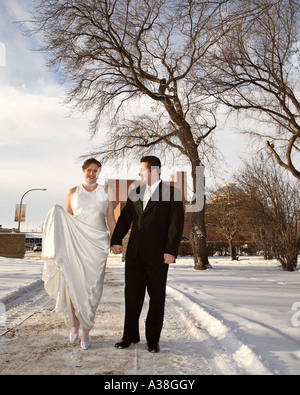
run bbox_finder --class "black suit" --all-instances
[111,181,184,344]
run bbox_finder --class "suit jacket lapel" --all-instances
[133,185,145,216]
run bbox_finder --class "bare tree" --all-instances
[30,0,234,270]
[205,0,300,179]
[239,197,274,260]
[207,183,246,260]
[236,154,300,271]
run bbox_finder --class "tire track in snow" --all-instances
[0,280,54,337]
[166,284,272,375]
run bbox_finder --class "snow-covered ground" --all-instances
[0,254,299,375]
[168,256,300,375]
[0,255,43,300]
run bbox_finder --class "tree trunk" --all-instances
[228,238,238,261]
[190,206,210,270]
[188,161,210,270]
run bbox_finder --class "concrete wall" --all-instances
[0,233,25,258]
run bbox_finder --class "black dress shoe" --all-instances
[114,339,139,349]
[147,342,160,353]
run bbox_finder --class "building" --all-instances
[25,233,43,251]
[210,183,244,202]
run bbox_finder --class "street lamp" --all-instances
[17,188,47,232]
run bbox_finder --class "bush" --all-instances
[178,240,193,256]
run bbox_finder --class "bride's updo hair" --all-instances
[82,158,102,170]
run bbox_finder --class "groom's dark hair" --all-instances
[140,156,161,174]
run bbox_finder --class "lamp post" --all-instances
[17,188,47,232]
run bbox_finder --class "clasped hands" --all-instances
[111,245,123,255]
[110,245,175,264]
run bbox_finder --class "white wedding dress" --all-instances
[42,185,110,331]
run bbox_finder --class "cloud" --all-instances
[0,85,83,145]
[0,42,5,67]
[0,0,63,91]
[0,84,102,229]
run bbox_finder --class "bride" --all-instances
[42,158,116,350]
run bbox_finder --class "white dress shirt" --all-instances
[143,179,161,210]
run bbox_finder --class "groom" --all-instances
[111,156,184,353]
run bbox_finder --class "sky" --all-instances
[0,0,251,232]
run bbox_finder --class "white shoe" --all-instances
[80,333,91,350]
[69,333,79,344]
[81,339,90,350]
